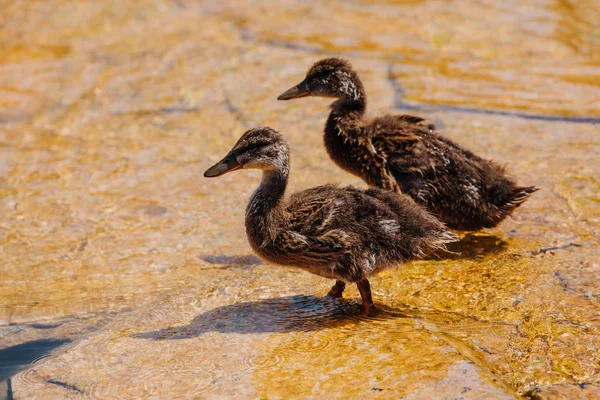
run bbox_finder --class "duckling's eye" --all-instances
[242,142,267,153]
[310,71,331,82]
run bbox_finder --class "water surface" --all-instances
[1,0,598,398]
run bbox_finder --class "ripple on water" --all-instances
[241,352,287,371]
[1,0,598,397]
[124,295,351,396]
[249,299,517,398]
[249,301,455,397]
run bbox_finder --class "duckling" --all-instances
[278,58,538,231]
[204,127,457,316]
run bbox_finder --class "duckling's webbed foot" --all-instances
[357,278,378,317]
[327,280,346,298]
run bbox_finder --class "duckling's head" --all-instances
[204,127,289,177]
[278,58,363,101]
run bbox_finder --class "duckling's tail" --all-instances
[420,228,459,257]
[500,186,538,213]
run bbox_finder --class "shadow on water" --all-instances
[131,296,515,392]
[428,233,509,261]
[132,295,364,339]
[132,293,508,341]
[0,339,70,400]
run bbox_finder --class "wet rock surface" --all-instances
[1,0,599,398]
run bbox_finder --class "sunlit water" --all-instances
[1,0,599,398]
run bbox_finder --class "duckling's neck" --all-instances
[323,90,367,176]
[327,76,367,136]
[330,97,366,116]
[245,166,288,246]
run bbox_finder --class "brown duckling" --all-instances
[204,127,457,315]
[278,58,538,231]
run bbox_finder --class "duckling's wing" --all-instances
[368,115,434,156]
[371,131,420,155]
[280,187,352,263]
[288,197,335,229]
[273,229,349,264]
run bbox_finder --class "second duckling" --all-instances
[278,58,538,231]
[204,127,457,315]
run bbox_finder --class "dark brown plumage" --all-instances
[204,127,457,315]
[278,58,538,231]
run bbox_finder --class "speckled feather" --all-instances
[207,127,458,284]
[284,58,538,231]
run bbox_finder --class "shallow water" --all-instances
[0,339,70,400]
[1,0,599,398]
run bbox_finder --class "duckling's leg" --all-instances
[327,280,346,298]
[356,278,377,317]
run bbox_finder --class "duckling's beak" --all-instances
[204,152,242,178]
[277,80,310,100]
